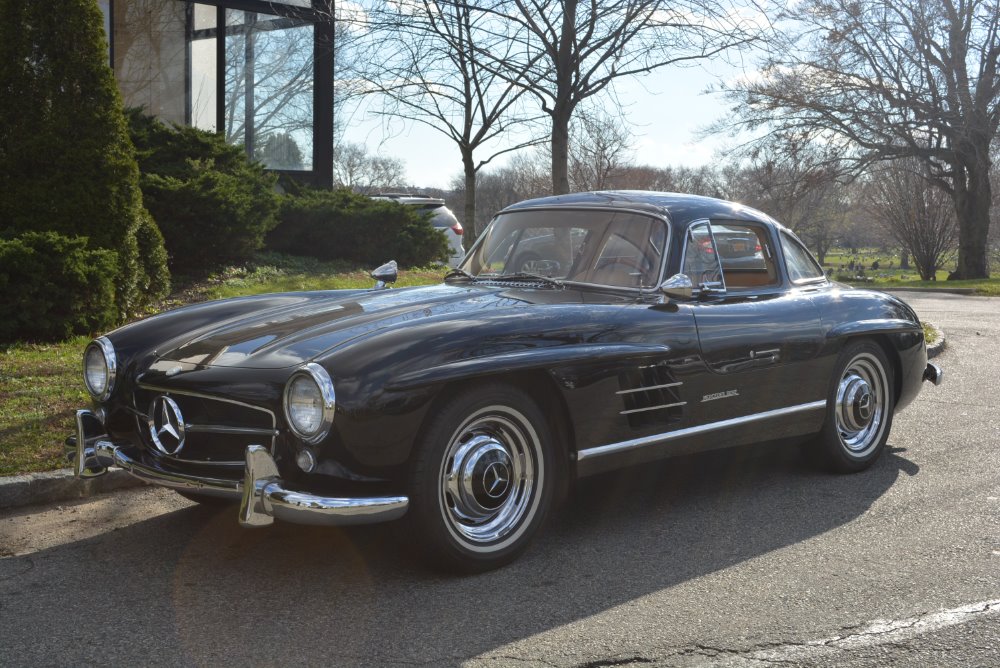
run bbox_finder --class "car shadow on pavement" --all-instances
[0,442,918,666]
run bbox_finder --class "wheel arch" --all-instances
[414,369,576,495]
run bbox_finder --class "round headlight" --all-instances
[83,337,117,401]
[283,363,335,444]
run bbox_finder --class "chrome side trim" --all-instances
[620,401,687,415]
[578,400,827,461]
[615,381,682,395]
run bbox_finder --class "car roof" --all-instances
[372,193,446,207]
[499,190,787,231]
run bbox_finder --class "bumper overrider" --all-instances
[70,409,409,527]
[923,362,944,385]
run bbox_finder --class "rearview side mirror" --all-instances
[371,260,398,289]
[659,273,693,300]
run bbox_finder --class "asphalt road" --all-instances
[1,292,997,667]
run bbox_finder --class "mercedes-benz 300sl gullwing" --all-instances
[70,191,943,572]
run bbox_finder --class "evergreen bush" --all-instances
[0,0,169,321]
[127,109,279,276]
[267,189,450,267]
[0,232,119,342]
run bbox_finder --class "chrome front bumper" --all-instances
[71,409,409,528]
[923,362,944,385]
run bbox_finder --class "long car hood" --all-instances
[155,283,560,369]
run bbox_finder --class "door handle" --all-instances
[750,348,780,365]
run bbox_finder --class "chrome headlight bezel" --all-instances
[83,336,117,401]
[283,363,336,445]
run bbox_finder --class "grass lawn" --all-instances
[0,254,444,477]
[822,249,1000,296]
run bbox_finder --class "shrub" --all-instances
[267,188,449,267]
[0,232,119,342]
[127,109,279,276]
[0,0,169,319]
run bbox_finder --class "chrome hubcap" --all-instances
[440,407,540,547]
[835,353,887,455]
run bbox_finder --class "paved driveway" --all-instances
[1,292,997,667]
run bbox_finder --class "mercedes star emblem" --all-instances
[149,396,186,455]
[483,461,510,499]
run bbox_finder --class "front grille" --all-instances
[133,385,276,468]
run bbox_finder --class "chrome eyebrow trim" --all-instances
[578,400,826,461]
[619,401,687,416]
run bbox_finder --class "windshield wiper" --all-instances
[483,272,564,288]
[443,267,476,281]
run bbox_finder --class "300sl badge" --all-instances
[701,389,740,402]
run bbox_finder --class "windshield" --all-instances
[460,209,667,289]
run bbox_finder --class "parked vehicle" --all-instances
[372,194,464,267]
[70,191,942,572]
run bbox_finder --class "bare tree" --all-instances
[568,109,634,191]
[719,0,1000,278]
[865,159,959,280]
[449,151,551,231]
[356,1,546,247]
[334,142,407,194]
[475,0,764,194]
[724,136,847,263]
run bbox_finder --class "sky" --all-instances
[338,57,751,191]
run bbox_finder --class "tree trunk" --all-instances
[550,0,576,196]
[551,109,571,195]
[461,149,477,251]
[951,160,992,279]
[900,249,910,270]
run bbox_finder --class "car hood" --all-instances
[155,283,572,369]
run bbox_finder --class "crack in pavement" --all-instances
[676,599,1000,666]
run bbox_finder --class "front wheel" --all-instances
[811,340,895,473]
[407,384,556,573]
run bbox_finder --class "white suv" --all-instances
[372,194,465,267]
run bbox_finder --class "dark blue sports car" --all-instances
[71,191,943,571]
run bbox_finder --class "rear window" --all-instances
[780,232,825,282]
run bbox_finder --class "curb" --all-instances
[0,468,145,512]
[925,322,946,359]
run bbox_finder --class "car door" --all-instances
[680,220,827,429]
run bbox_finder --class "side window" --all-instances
[682,222,724,289]
[780,232,825,283]
[712,222,779,290]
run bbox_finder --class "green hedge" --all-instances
[0,0,169,318]
[267,189,449,267]
[0,232,119,342]
[128,109,279,276]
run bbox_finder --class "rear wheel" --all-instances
[811,340,894,473]
[407,384,555,573]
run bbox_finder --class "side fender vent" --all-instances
[617,365,686,428]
